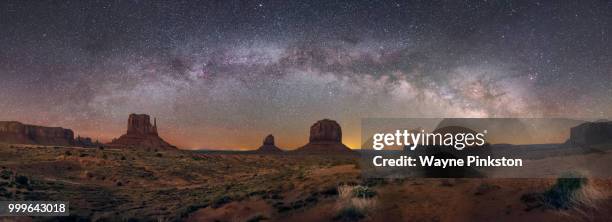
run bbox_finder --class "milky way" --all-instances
[1,1,611,149]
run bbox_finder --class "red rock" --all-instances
[127,114,158,136]
[295,119,353,154]
[109,114,176,149]
[263,134,275,145]
[257,134,282,152]
[569,121,612,146]
[309,119,342,143]
[75,135,103,148]
[0,121,74,146]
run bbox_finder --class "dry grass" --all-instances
[0,144,359,221]
[336,185,378,220]
[552,172,605,220]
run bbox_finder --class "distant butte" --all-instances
[109,114,176,149]
[294,119,353,154]
[256,134,283,153]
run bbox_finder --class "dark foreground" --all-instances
[1,144,612,221]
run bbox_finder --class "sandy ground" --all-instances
[2,144,612,221]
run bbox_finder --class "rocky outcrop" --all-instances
[75,136,103,148]
[109,114,176,149]
[263,134,274,145]
[295,119,352,154]
[257,134,283,153]
[436,118,586,145]
[309,119,342,143]
[127,114,158,136]
[0,121,74,146]
[569,121,612,146]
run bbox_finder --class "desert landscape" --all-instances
[2,145,612,221]
[1,114,611,221]
[2,1,612,221]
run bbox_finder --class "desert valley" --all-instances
[1,114,612,221]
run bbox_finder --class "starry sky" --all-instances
[0,0,611,149]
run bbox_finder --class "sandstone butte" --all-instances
[294,119,354,154]
[109,114,177,149]
[256,134,283,153]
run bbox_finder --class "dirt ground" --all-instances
[1,144,612,221]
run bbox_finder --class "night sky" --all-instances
[1,1,611,149]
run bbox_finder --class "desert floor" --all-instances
[1,144,612,222]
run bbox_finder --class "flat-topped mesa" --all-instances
[295,119,353,154]
[0,121,74,146]
[569,121,612,146]
[257,134,282,153]
[110,114,176,149]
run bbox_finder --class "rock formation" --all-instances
[257,134,283,153]
[74,136,103,148]
[569,121,612,146]
[127,114,158,136]
[0,121,74,146]
[109,114,176,149]
[295,119,353,154]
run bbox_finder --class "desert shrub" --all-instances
[319,186,339,196]
[391,178,405,184]
[23,191,46,200]
[305,195,318,204]
[267,192,282,200]
[15,175,28,186]
[334,206,365,221]
[295,175,305,181]
[179,203,208,219]
[352,186,376,198]
[474,183,500,195]
[361,178,386,187]
[276,205,291,213]
[543,176,587,209]
[522,172,602,212]
[0,170,12,180]
[291,200,306,209]
[248,190,265,197]
[0,187,11,198]
[246,214,268,222]
[211,195,232,208]
[336,185,377,221]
